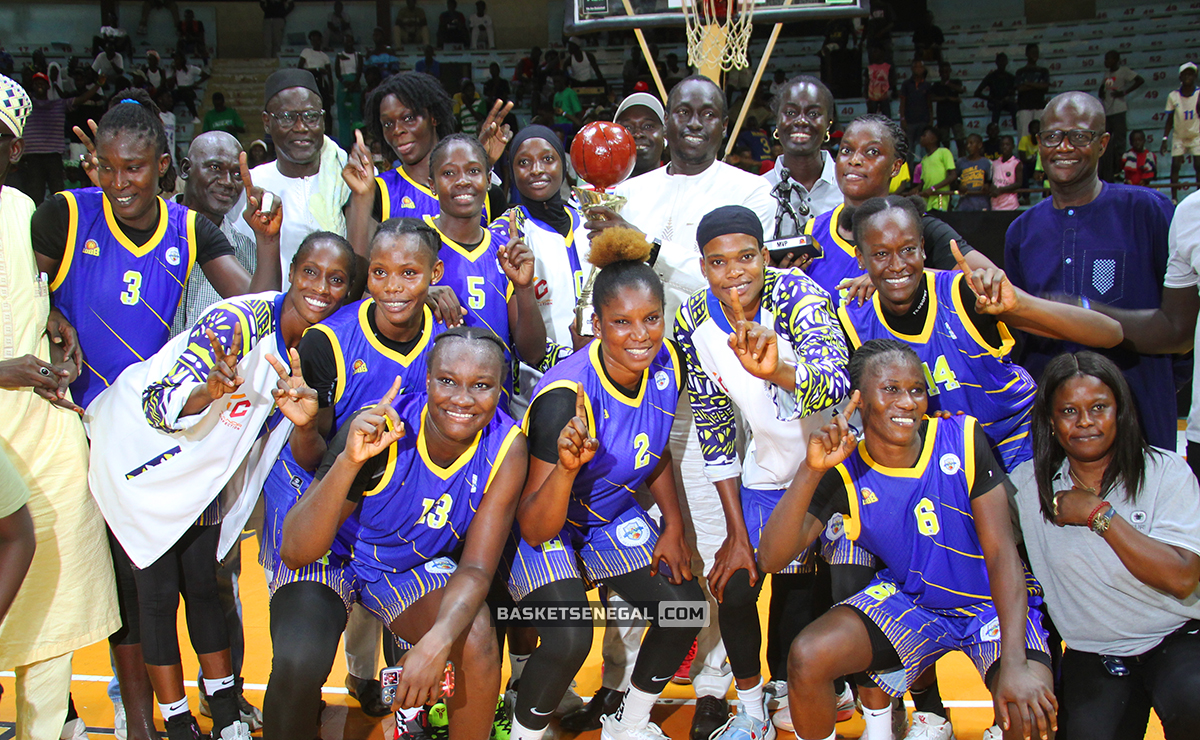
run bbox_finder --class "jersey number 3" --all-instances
[120,270,143,306]
[418,494,454,529]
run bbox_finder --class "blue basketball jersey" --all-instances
[355,391,522,574]
[834,415,993,611]
[838,270,1036,471]
[525,340,682,530]
[377,168,492,225]
[50,188,197,407]
[803,204,865,300]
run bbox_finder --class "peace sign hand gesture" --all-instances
[557,385,599,473]
[267,347,319,427]
[72,119,101,187]
[725,286,781,382]
[806,391,860,473]
[205,324,245,402]
[345,377,406,465]
[498,219,536,289]
[952,239,1017,315]
[477,99,515,168]
[240,152,283,238]
[342,129,377,198]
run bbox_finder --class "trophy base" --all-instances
[573,186,627,214]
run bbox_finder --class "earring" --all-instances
[772,128,780,140]
[824,130,831,143]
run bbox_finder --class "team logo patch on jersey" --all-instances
[543,538,565,553]
[654,370,669,391]
[861,488,878,505]
[401,196,416,209]
[83,239,100,256]
[824,513,845,541]
[979,616,1001,642]
[616,517,650,547]
[165,246,181,266]
[940,453,962,476]
[290,474,304,491]
[1130,510,1147,530]
[352,358,368,375]
[424,556,457,573]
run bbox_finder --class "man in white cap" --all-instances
[0,72,121,740]
[615,91,666,177]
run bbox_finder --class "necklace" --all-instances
[1068,466,1099,495]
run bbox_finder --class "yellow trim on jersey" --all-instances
[177,210,199,315]
[308,324,348,403]
[418,404,483,479]
[802,216,815,236]
[963,416,977,493]
[51,190,80,291]
[820,204,857,258]
[589,340,648,408]
[359,300,435,365]
[423,214,493,261]
[484,425,523,491]
[397,164,437,199]
[524,379,595,438]
[103,195,170,257]
[858,417,939,478]
[947,272,1017,358]
[663,339,682,390]
[377,176,392,222]
[837,304,864,349]
[363,415,401,496]
[873,271,938,343]
[837,464,862,541]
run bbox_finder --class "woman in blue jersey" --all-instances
[759,339,1058,740]
[86,232,355,740]
[259,218,447,740]
[507,248,705,740]
[281,327,529,740]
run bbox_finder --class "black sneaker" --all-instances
[164,712,203,740]
[346,675,392,717]
[559,686,624,733]
[689,695,730,740]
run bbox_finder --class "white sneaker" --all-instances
[903,711,954,740]
[836,683,856,723]
[770,706,793,733]
[556,680,585,716]
[599,713,671,740]
[60,718,88,739]
[219,721,253,740]
[712,707,778,740]
[113,701,127,740]
[764,680,788,713]
[981,726,1002,740]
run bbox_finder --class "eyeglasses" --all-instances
[268,109,325,129]
[1037,129,1101,147]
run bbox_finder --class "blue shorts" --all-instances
[842,574,1051,698]
[355,556,458,647]
[742,487,877,571]
[505,505,659,601]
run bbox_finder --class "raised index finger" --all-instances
[727,286,746,326]
[575,384,588,420]
[239,151,254,196]
[842,389,861,420]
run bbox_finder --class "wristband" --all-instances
[1086,501,1111,530]
[1091,505,1115,535]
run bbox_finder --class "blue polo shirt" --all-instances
[1004,182,1176,449]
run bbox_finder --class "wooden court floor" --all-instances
[0,537,1169,740]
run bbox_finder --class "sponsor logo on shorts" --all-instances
[825,513,846,540]
[654,370,669,390]
[352,358,368,374]
[616,517,649,547]
[940,453,962,476]
[165,246,181,266]
[83,239,100,256]
[401,196,416,209]
[980,616,1001,642]
[424,556,457,573]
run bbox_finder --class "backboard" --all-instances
[565,0,865,34]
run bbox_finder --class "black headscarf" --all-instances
[509,125,572,236]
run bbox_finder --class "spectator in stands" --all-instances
[483,62,510,108]
[991,135,1022,210]
[156,88,179,163]
[437,0,469,48]
[616,91,665,177]
[663,52,685,90]
[622,47,646,98]
[326,1,352,48]
[984,121,1003,159]
[953,132,991,211]
[335,35,363,149]
[169,49,208,122]
[1122,130,1157,187]
[975,52,1017,129]
[202,92,246,135]
[930,60,965,155]
[1010,351,1200,740]
[863,0,894,64]
[17,71,102,206]
[900,59,932,159]
[768,70,787,101]
[565,38,604,86]
[1005,91,1176,451]
[177,9,208,64]
[138,0,180,36]
[1019,119,1040,191]
[469,0,495,50]
[1162,62,1199,194]
[141,50,166,96]
[453,79,488,136]
[0,50,13,78]
[92,40,125,81]
[1015,43,1050,146]
[1100,50,1145,183]
[365,28,400,76]
[261,0,295,60]
[763,74,841,236]
[98,10,134,58]
[414,45,440,78]
[864,46,892,117]
[394,0,429,47]
[298,30,334,129]
[247,139,270,168]
[541,49,563,88]
[552,75,583,129]
[512,46,542,107]
[911,10,943,62]
[917,125,955,210]
[820,17,856,89]
[20,49,48,90]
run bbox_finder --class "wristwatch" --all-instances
[1090,504,1115,535]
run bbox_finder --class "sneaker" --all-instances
[903,711,953,740]
[557,679,585,716]
[980,726,1001,740]
[560,686,624,733]
[164,713,203,740]
[113,701,127,740]
[491,695,511,740]
[711,708,777,740]
[600,713,671,740]
[428,700,449,730]
[690,695,730,740]
[672,638,699,684]
[770,707,792,733]
[892,698,911,738]
[218,721,252,740]
[60,718,89,739]
[394,709,435,740]
[346,675,392,717]
[199,688,264,732]
[763,680,787,714]
[836,682,856,723]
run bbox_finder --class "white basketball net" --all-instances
[682,0,756,72]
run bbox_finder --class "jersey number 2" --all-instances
[120,270,142,306]
[418,494,453,529]
[633,433,652,469]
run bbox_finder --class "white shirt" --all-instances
[173,63,203,88]
[1163,190,1200,439]
[468,12,494,49]
[299,49,332,75]
[92,52,124,77]
[761,151,843,238]
[1102,66,1139,116]
[1167,88,1200,142]
[159,111,177,161]
[614,159,775,330]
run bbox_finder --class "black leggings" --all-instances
[765,567,831,682]
[1057,624,1200,740]
[513,567,704,730]
[130,524,228,666]
[262,581,349,740]
[717,569,764,680]
[108,529,142,647]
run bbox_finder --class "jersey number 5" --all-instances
[914,497,941,536]
[467,276,486,310]
[418,494,454,529]
[633,432,652,469]
[120,270,143,306]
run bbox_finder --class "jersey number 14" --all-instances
[921,356,960,396]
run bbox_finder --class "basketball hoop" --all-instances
[682,0,756,77]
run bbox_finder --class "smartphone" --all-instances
[380,661,456,706]
[767,234,822,265]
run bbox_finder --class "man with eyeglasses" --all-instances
[1004,91,1176,450]
[248,68,351,289]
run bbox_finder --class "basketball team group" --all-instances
[0,56,1197,740]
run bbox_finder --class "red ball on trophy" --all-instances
[570,121,637,190]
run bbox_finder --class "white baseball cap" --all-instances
[615,92,665,125]
[1181,61,1197,74]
